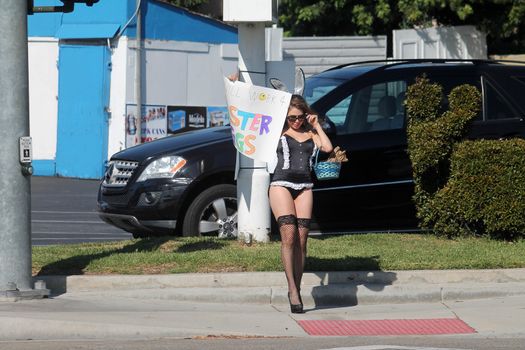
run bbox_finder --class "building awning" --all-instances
[56,23,121,39]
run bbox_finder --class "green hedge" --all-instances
[430,139,525,239]
[406,76,481,224]
[406,75,525,239]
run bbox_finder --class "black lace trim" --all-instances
[277,214,297,226]
[297,218,311,229]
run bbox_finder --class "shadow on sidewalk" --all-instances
[306,256,397,310]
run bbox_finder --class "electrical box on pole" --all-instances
[223,0,277,243]
[223,0,278,23]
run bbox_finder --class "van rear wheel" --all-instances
[182,184,237,238]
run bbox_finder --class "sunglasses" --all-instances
[287,114,306,122]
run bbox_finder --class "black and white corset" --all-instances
[269,134,317,190]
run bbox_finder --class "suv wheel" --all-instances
[182,184,238,238]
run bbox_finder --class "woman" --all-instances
[268,94,333,313]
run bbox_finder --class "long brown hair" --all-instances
[284,94,316,132]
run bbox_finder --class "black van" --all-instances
[98,59,525,238]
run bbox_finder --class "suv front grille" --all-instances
[103,160,139,187]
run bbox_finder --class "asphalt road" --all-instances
[2,337,524,350]
[31,176,132,246]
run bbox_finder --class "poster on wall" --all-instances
[125,104,167,147]
[207,106,230,127]
[167,106,207,134]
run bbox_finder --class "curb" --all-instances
[36,269,525,306]
[60,282,525,306]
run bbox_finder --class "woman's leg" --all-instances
[293,189,313,293]
[269,186,301,305]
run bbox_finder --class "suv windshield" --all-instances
[303,76,344,106]
[304,65,378,106]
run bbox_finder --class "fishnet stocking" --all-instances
[294,218,311,291]
[277,214,300,304]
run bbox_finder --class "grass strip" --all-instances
[32,234,525,276]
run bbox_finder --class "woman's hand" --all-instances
[307,114,321,129]
[227,72,239,82]
[308,114,333,153]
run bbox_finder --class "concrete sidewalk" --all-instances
[1,269,525,341]
[1,292,525,341]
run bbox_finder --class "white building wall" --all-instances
[28,38,59,160]
[107,37,129,159]
[283,36,387,77]
[28,36,240,166]
[393,25,487,59]
[126,39,238,106]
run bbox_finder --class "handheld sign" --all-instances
[223,77,291,162]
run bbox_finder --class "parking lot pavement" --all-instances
[31,176,132,245]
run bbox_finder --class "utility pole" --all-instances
[223,0,277,243]
[135,0,143,144]
[0,0,100,300]
[0,0,47,300]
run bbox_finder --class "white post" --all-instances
[223,1,276,243]
[237,23,271,243]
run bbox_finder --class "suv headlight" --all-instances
[136,156,187,182]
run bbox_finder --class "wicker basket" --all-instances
[313,149,341,180]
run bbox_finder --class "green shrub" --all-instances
[406,75,525,239]
[406,76,481,223]
[429,139,525,239]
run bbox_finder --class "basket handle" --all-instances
[314,147,320,166]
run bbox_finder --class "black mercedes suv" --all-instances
[98,59,525,238]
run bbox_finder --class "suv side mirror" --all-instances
[294,67,305,96]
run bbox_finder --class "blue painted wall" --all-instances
[28,0,62,37]
[141,0,237,44]
[29,0,130,37]
[28,0,237,43]
[33,160,56,176]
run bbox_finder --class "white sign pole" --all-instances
[223,0,278,243]
[236,22,271,243]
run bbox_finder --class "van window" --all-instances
[430,75,482,121]
[324,80,407,135]
[485,80,520,120]
[514,77,525,87]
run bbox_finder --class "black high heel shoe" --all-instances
[288,292,304,314]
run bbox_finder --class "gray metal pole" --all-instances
[135,0,142,144]
[0,0,33,292]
